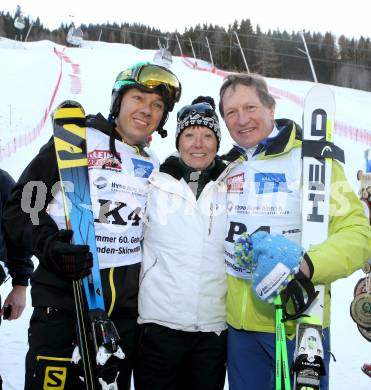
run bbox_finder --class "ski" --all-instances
[293,84,344,390]
[52,101,124,389]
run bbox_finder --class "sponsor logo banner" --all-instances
[254,172,292,194]
[88,150,122,170]
[227,173,245,193]
[131,158,154,178]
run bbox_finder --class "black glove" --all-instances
[46,230,93,280]
[281,270,318,322]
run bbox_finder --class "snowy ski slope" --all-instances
[0,37,370,389]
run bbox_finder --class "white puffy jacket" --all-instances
[138,165,230,332]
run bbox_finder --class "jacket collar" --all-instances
[150,155,229,204]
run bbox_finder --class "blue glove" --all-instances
[234,231,304,302]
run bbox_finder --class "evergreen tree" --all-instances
[254,32,280,76]
[0,14,6,37]
[1,8,371,91]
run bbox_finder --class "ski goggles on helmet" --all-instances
[114,64,181,111]
[177,102,217,122]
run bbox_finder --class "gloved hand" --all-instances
[46,230,93,280]
[234,231,304,303]
[280,268,318,322]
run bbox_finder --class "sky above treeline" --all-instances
[2,0,370,39]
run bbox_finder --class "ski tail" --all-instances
[73,280,98,389]
[292,322,326,390]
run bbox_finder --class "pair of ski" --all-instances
[53,102,124,389]
[275,84,344,390]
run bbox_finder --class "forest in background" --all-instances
[2,7,371,91]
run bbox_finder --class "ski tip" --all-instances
[305,83,335,102]
[55,100,85,112]
[51,100,86,123]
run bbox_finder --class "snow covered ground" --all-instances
[0,37,370,389]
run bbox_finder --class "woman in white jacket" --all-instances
[135,96,230,390]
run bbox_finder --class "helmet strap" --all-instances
[155,111,169,138]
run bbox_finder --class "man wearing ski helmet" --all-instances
[109,61,180,140]
[3,62,181,390]
[218,73,370,390]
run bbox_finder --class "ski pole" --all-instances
[275,295,282,390]
[275,295,291,390]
